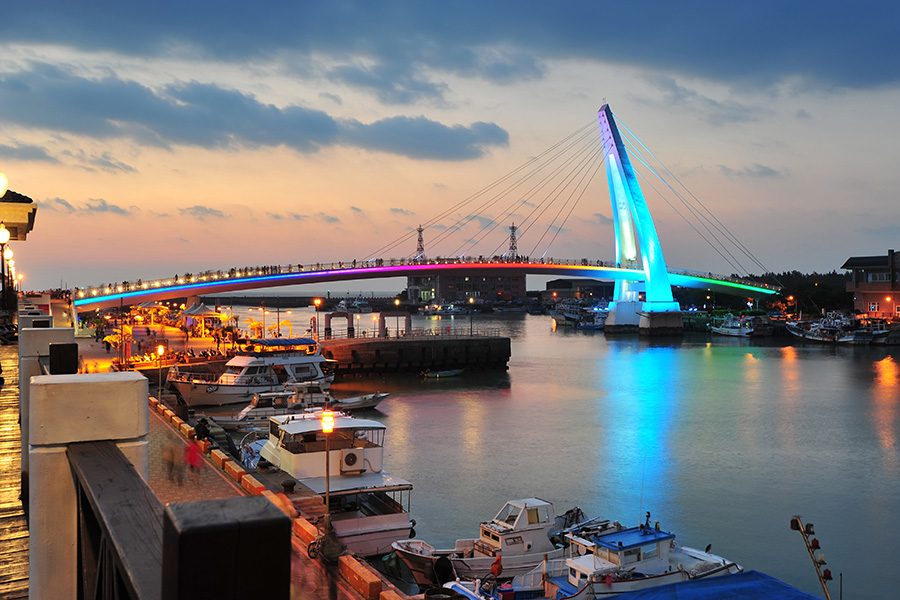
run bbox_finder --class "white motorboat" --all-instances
[167,337,330,406]
[391,499,588,586]
[206,384,389,430]
[709,313,754,337]
[535,516,742,598]
[258,412,414,556]
[337,298,373,313]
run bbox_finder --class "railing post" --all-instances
[162,497,291,599]
[18,326,75,504]
[28,372,149,600]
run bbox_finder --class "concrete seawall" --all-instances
[320,336,510,374]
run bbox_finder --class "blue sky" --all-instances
[1,1,898,288]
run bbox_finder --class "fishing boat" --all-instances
[391,498,590,586]
[423,368,464,378]
[336,298,373,313]
[206,384,388,430]
[709,313,754,337]
[537,516,742,598]
[167,337,330,406]
[447,513,742,599]
[258,412,414,556]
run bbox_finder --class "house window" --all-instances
[869,302,880,312]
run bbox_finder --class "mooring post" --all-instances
[28,372,148,599]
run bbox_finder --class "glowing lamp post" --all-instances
[321,409,335,531]
[887,296,894,319]
[156,343,166,395]
[394,298,401,337]
[787,295,795,316]
[468,296,475,335]
[0,223,9,308]
[313,298,322,340]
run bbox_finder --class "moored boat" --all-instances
[391,498,589,586]
[423,368,464,378]
[258,412,414,556]
[167,337,330,406]
[709,313,754,337]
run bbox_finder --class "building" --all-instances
[542,278,614,302]
[841,248,898,318]
[407,272,526,303]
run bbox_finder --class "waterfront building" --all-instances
[842,248,899,318]
[407,272,526,303]
[542,278,614,302]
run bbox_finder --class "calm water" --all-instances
[233,306,898,598]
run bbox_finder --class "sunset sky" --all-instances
[1,1,899,290]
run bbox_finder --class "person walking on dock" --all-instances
[163,442,183,486]
[184,434,202,482]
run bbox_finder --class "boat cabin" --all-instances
[565,525,675,586]
[260,413,387,479]
[475,498,558,557]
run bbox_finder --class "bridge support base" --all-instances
[604,301,684,335]
[603,301,642,334]
[638,302,684,336]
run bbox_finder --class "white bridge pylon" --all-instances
[598,104,683,333]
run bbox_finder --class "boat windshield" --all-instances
[494,503,522,525]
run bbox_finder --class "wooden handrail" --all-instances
[68,441,164,600]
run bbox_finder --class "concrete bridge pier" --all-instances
[28,372,148,600]
[605,300,683,335]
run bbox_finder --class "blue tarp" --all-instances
[615,571,818,599]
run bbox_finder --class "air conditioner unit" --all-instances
[340,448,366,474]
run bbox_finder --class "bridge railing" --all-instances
[320,326,504,340]
[74,255,779,300]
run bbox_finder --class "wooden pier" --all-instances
[320,332,511,375]
[0,346,27,599]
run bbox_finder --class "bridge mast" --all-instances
[507,222,518,259]
[598,104,682,334]
[414,224,425,260]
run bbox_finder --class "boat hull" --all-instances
[392,539,567,586]
[333,512,414,557]
[171,380,284,406]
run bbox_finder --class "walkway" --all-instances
[0,345,27,598]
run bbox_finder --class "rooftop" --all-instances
[592,526,675,551]
[841,249,898,270]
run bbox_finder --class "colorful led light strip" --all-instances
[73,261,776,308]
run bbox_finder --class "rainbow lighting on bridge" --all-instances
[73,259,778,312]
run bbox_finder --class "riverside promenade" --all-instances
[3,334,373,599]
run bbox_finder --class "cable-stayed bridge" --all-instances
[72,104,780,332]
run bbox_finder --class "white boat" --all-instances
[537,517,742,598]
[167,337,330,406]
[259,412,414,556]
[207,384,389,430]
[787,312,856,344]
[337,298,373,313]
[709,313,754,337]
[423,368,464,379]
[391,499,588,586]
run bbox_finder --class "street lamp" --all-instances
[0,223,10,309]
[313,298,322,340]
[787,295,795,316]
[886,296,894,319]
[394,298,401,337]
[157,343,166,395]
[321,409,335,532]
[468,296,475,335]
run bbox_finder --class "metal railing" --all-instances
[319,326,504,340]
[74,256,780,299]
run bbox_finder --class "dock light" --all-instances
[157,344,165,357]
[3,247,11,261]
[156,343,166,396]
[321,408,335,532]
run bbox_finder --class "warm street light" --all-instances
[0,223,10,309]
[313,298,322,340]
[3,247,12,261]
[157,344,166,395]
[321,409,335,532]
[468,296,475,335]
[394,298,401,337]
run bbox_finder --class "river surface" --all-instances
[231,306,898,598]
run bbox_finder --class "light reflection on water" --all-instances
[228,306,896,597]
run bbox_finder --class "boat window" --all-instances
[293,365,316,378]
[225,366,243,375]
[642,544,658,560]
[623,548,641,564]
[527,508,540,524]
[272,364,289,383]
[495,503,521,525]
[269,420,279,437]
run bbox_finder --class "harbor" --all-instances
[3,6,900,597]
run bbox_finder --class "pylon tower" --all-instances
[414,224,425,260]
[507,222,518,258]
